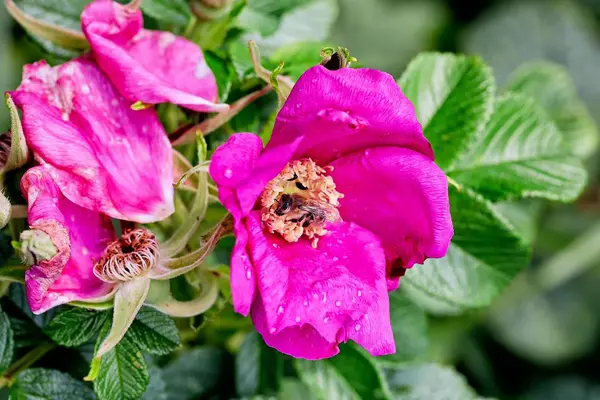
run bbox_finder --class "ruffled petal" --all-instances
[269,66,433,165]
[82,0,226,113]
[246,212,394,359]
[329,147,453,283]
[22,167,116,314]
[11,58,174,223]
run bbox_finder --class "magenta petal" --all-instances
[22,167,116,314]
[82,0,226,113]
[11,58,174,223]
[269,66,433,165]
[245,212,394,359]
[330,147,453,280]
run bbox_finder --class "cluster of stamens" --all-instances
[260,159,343,247]
[93,229,160,283]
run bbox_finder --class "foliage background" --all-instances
[2,0,600,399]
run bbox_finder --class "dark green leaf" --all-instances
[296,344,391,400]
[94,323,149,400]
[162,347,224,400]
[385,363,483,399]
[448,93,587,202]
[127,307,180,356]
[236,331,283,397]
[142,365,168,400]
[205,51,234,102]
[0,306,14,373]
[379,292,428,364]
[10,368,95,400]
[399,52,495,170]
[140,0,192,26]
[44,308,108,348]
[402,187,530,314]
[8,284,56,329]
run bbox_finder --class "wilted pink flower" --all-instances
[10,57,174,223]
[81,0,227,113]
[21,167,116,314]
[210,66,453,359]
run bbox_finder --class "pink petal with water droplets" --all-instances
[82,0,226,113]
[269,66,433,165]
[330,147,453,284]
[22,167,116,314]
[10,58,174,223]
[246,212,394,359]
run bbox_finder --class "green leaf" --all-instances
[447,93,587,202]
[10,368,95,400]
[205,51,234,102]
[0,305,14,373]
[398,52,495,170]
[379,292,428,364]
[127,307,180,356]
[6,0,89,50]
[296,344,391,400]
[270,41,326,80]
[94,321,149,400]
[505,61,598,158]
[140,0,192,26]
[4,95,29,174]
[402,187,530,314]
[277,379,316,400]
[242,0,338,56]
[44,308,108,347]
[385,363,483,400]
[162,347,225,400]
[236,331,283,397]
[142,366,168,400]
[493,201,542,246]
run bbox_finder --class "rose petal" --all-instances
[82,0,226,113]
[22,167,116,314]
[330,147,453,284]
[269,66,433,165]
[246,212,394,358]
[11,58,174,223]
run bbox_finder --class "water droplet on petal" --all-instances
[81,84,90,94]
[270,327,276,334]
[364,314,369,320]
[357,290,362,297]
[224,168,233,178]
[323,317,329,324]
[354,324,361,332]
[246,270,251,279]
[337,239,343,245]
[277,306,284,314]
[303,300,308,307]
[335,300,341,307]
[295,316,301,323]
[332,256,339,261]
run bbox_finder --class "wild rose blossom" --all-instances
[81,0,227,113]
[21,167,116,314]
[210,65,453,359]
[10,57,174,223]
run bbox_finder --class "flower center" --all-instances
[94,229,159,283]
[260,158,343,247]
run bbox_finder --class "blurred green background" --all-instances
[4,0,600,399]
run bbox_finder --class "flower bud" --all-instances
[190,0,234,20]
[18,229,58,266]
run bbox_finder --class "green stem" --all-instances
[0,342,56,388]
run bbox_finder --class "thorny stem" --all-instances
[0,342,56,388]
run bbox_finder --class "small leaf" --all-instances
[10,368,95,400]
[379,292,428,364]
[296,344,391,400]
[140,0,192,26]
[0,305,14,373]
[94,322,149,400]
[448,93,587,202]
[506,61,598,158]
[402,187,530,314]
[236,331,284,397]
[385,363,483,399]
[162,347,225,400]
[4,95,29,173]
[5,0,88,50]
[96,277,150,358]
[399,52,495,170]
[127,307,180,355]
[44,308,108,348]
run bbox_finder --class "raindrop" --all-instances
[354,324,361,332]
[224,168,233,178]
[357,290,362,297]
[332,256,339,261]
[270,327,276,334]
[337,239,343,245]
[335,300,341,307]
[277,306,284,314]
[323,317,329,324]
[295,316,301,323]
[303,300,308,307]
[81,85,90,94]
[246,270,251,279]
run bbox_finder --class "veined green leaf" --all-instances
[506,61,598,158]
[127,307,180,355]
[44,307,108,348]
[402,187,530,314]
[235,331,283,397]
[0,305,14,373]
[398,52,495,170]
[140,0,192,26]
[448,93,587,202]
[10,368,95,400]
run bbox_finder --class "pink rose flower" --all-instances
[81,0,227,113]
[21,167,116,314]
[210,65,453,359]
[10,57,174,223]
